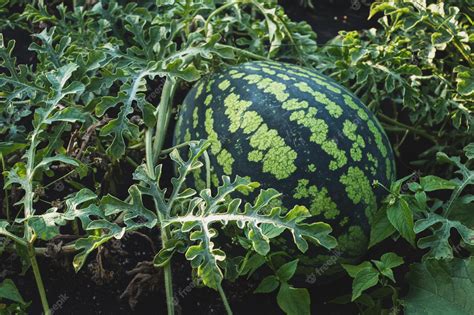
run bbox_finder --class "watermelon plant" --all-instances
[0,0,472,314]
[310,0,473,171]
[91,139,337,314]
[174,60,396,260]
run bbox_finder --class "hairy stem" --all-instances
[217,283,233,315]
[153,77,178,163]
[378,113,438,144]
[35,244,77,255]
[215,44,269,61]
[161,229,175,315]
[160,141,200,156]
[0,231,27,247]
[443,172,473,218]
[27,243,50,315]
[146,126,175,315]
[0,154,10,221]
[204,151,211,189]
[145,129,155,175]
[204,0,246,34]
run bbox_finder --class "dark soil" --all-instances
[281,0,378,43]
[1,233,358,314]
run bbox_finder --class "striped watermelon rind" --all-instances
[174,61,396,258]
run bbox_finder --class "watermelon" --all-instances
[173,61,395,258]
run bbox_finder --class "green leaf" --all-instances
[276,259,298,282]
[0,220,25,246]
[280,205,337,252]
[33,154,79,174]
[97,71,148,159]
[64,188,104,229]
[351,267,379,301]
[0,279,25,304]
[4,163,28,189]
[240,253,266,278]
[0,220,9,232]
[374,264,395,282]
[369,205,396,248]
[101,185,157,229]
[165,185,335,290]
[178,177,258,289]
[185,241,226,290]
[0,142,27,156]
[372,252,404,282]
[27,209,64,241]
[153,239,185,267]
[0,35,40,102]
[448,195,474,228]
[341,261,373,278]
[404,258,474,315]
[277,282,310,315]
[415,213,474,259]
[29,27,69,67]
[384,75,396,93]
[164,59,200,81]
[464,143,474,160]
[387,198,415,246]
[368,2,396,19]
[454,65,474,96]
[224,256,243,281]
[431,30,453,47]
[419,175,457,192]
[44,106,87,124]
[379,252,404,270]
[44,63,85,105]
[437,151,474,216]
[254,275,279,294]
[73,220,125,272]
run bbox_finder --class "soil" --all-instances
[281,0,378,43]
[0,1,428,314]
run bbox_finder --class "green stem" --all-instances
[204,1,246,33]
[27,243,50,315]
[443,173,473,218]
[378,113,438,144]
[0,231,27,247]
[35,244,77,255]
[71,220,80,236]
[153,77,178,163]
[161,229,175,315]
[145,127,175,315]
[160,141,200,156]
[125,156,139,169]
[43,169,76,189]
[128,142,145,150]
[215,43,269,61]
[0,154,10,221]
[217,283,233,315]
[25,137,38,220]
[204,151,211,189]
[423,16,473,67]
[145,129,155,176]
[249,0,302,61]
